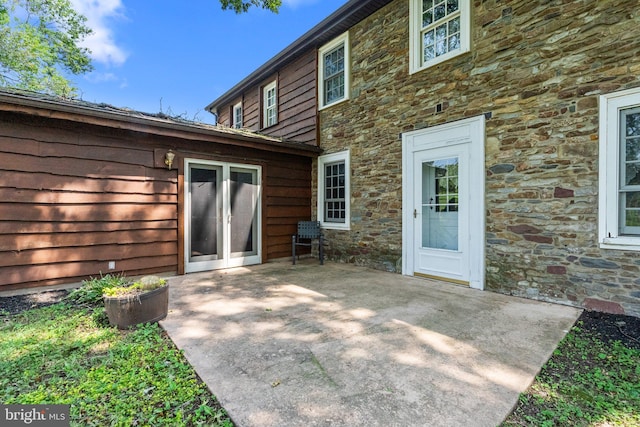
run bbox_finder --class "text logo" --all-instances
[1,405,69,426]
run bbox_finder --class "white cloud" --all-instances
[82,70,127,90]
[85,71,118,83]
[70,0,128,66]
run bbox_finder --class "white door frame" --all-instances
[184,158,262,273]
[402,115,485,290]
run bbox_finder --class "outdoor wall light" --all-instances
[164,150,175,170]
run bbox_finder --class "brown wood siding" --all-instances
[217,50,318,145]
[216,96,243,128]
[0,109,314,291]
[264,158,312,259]
[243,87,261,130]
[217,106,231,127]
[276,52,318,144]
[0,113,178,291]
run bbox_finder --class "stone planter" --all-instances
[104,283,169,329]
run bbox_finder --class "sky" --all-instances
[68,0,349,124]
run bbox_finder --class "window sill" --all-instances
[320,221,350,231]
[600,236,640,251]
[410,48,470,75]
[319,97,348,111]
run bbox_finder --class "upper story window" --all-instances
[232,102,243,129]
[318,32,350,109]
[263,81,277,128]
[318,150,350,230]
[599,87,640,250]
[409,0,471,74]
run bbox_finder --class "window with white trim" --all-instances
[233,102,243,129]
[599,87,640,250]
[318,32,349,109]
[263,81,277,128]
[318,150,350,230]
[409,0,471,74]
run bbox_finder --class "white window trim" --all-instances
[318,32,350,110]
[263,80,277,128]
[318,150,351,230]
[409,0,471,75]
[233,102,243,129]
[599,87,640,250]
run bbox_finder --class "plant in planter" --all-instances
[103,275,169,329]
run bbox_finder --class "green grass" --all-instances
[502,321,640,426]
[0,301,233,426]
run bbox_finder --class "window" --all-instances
[263,81,277,128]
[318,32,349,109]
[409,0,471,74]
[429,158,459,212]
[232,102,243,129]
[599,87,640,250]
[318,150,350,230]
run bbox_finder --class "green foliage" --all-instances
[0,0,93,96]
[218,0,281,13]
[66,274,130,306]
[102,278,167,297]
[0,303,233,426]
[502,321,640,426]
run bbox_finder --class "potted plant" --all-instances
[103,275,169,329]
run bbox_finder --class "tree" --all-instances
[0,0,93,97]
[219,0,281,13]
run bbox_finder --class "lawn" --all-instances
[1,277,639,426]
[502,311,640,426]
[0,278,233,426]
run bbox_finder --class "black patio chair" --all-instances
[292,221,324,265]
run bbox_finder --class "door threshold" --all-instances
[414,272,469,286]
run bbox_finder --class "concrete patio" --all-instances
[160,260,581,427]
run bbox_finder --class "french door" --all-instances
[402,116,485,289]
[185,160,261,273]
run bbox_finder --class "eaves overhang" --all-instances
[0,90,322,157]
[205,0,394,115]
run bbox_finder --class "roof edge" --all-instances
[0,89,322,157]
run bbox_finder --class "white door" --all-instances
[185,159,261,273]
[402,116,485,289]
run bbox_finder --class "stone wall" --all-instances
[316,0,640,315]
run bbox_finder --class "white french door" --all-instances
[402,116,485,289]
[185,159,261,273]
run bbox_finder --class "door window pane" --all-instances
[421,157,459,250]
[190,167,221,260]
[230,169,258,256]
